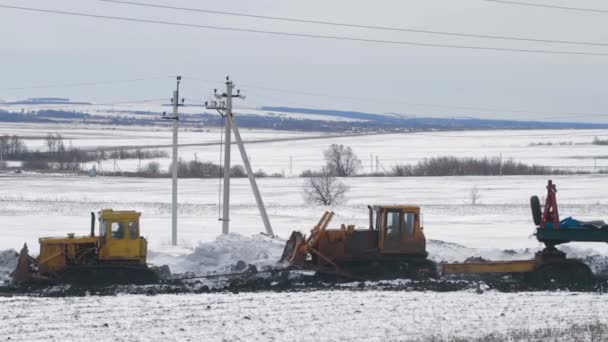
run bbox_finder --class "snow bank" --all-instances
[150,233,286,276]
[427,239,535,263]
[0,249,18,284]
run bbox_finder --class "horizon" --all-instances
[2,1,608,123]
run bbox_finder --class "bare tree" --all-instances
[143,161,161,177]
[323,144,362,177]
[302,167,349,205]
[470,186,481,205]
[45,133,64,154]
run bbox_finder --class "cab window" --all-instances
[386,211,402,238]
[111,222,126,239]
[129,221,139,239]
[404,212,416,236]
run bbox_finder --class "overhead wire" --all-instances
[2,71,605,122]
[2,5,608,56]
[98,0,608,47]
[0,98,168,113]
[485,0,608,13]
[1,76,171,91]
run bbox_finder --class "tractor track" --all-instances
[2,267,608,297]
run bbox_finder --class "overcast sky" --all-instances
[2,0,608,122]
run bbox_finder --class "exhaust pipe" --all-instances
[90,212,95,237]
[368,205,373,230]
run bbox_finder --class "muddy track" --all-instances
[2,269,607,297]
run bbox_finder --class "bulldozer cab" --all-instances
[373,205,426,255]
[98,209,147,263]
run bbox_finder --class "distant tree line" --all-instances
[593,136,608,146]
[117,160,282,179]
[390,156,565,177]
[1,133,168,172]
[300,144,570,180]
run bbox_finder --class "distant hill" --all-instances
[262,107,608,130]
[2,101,608,132]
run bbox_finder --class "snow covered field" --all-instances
[1,291,607,341]
[2,123,608,341]
[1,173,608,273]
[1,123,608,174]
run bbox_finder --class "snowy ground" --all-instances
[1,172,608,280]
[2,124,608,340]
[1,123,608,174]
[1,291,607,341]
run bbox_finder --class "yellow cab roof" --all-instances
[99,209,141,221]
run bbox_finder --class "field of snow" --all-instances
[2,123,608,340]
[2,122,607,174]
[1,173,608,273]
[0,101,367,124]
[1,291,607,341]
[0,122,325,150]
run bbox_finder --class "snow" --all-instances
[150,233,285,275]
[0,249,18,285]
[1,291,607,341]
[2,123,608,339]
[0,102,367,124]
[2,122,608,174]
[1,172,607,254]
[1,170,608,284]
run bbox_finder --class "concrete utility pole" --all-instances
[206,76,274,236]
[162,76,183,246]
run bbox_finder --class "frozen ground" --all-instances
[1,172,608,282]
[1,123,608,174]
[2,124,608,340]
[1,290,607,341]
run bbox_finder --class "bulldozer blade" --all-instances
[11,243,35,283]
[10,243,51,284]
[280,231,307,265]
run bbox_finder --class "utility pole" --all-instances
[370,153,373,174]
[206,76,274,236]
[289,155,293,177]
[594,157,597,173]
[162,76,183,246]
[499,152,503,176]
[375,156,379,174]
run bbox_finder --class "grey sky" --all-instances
[1,0,608,122]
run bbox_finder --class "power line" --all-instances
[2,5,608,56]
[485,0,608,13]
[0,98,167,110]
[98,0,608,47]
[1,76,170,91]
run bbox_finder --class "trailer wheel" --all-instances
[530,196,542,226]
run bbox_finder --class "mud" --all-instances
[1,264,607,298]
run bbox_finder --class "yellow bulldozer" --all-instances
[11,209,159,286]
[281,205,438,280]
